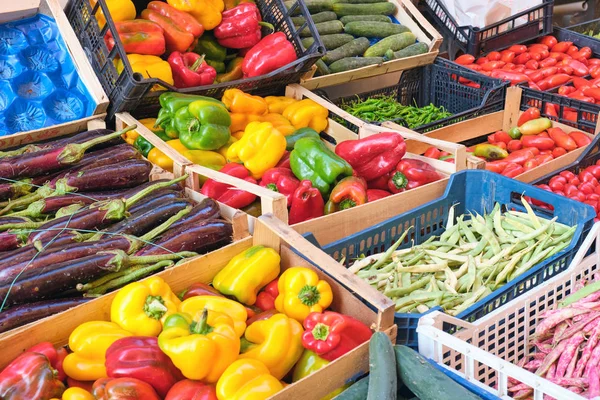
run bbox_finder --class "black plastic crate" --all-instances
[568,18,600,40]
[66,0,324,119]
[419,0,553,59]
[321,58,508,134]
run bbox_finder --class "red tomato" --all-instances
[537,184,552,191]
[551,175,567,184]
[552,41,574,53]
[549,180,565,191]
[579,182,596,195]
[565,184,579,197]
[558,85,576,96]
[494,131,512,144]
[507,140,522,152]
[560,170,577,180]
[579,170,597,184]
[485,160,508,174]
[501,51,516,64]
[487,51,501,61]
[552,147,567,158]
[567,45,580,56]
[595,186,600,195]
[523,159,539,170]
[521,135,556,150]
[539,57,558,68]
[476,57,489,65]
[570,177,582,186]
[502,164,525,178]
[588,194,600,201]
[586,165,600,179]
[509,45,528,54]
[525,60,539,70]
[482,61,505,71]
[515,52,531,65]
[496,141,507,150]
[539,36,558,48]
[558,65,574,75]
[455,54,475,65]
[588,58,600,66]
[564,59,589,77]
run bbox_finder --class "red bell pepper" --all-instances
[165,380,218,400]
[214,3,273,49]
[169,52,217,88]
[105,336,183,398]
[180,282,223,300]
[67,377,94,393]
[302,311,372,361]
[242,32,297,78]
[367,189,391,202]
[334,132,407,181]
[324,176,368,214]
[0,352,65,399]
[92,377,160,400]
[255,279,279,311]
[26,342,68,382]
[387,159,441,194]
[289,180,324,224]
[276,151,291,169]
[259,167,300,205]
[518,107,541,126]
[423,146,442,159]
[141,9,196,54]
[367,172,391,191]
[104,20,166,56]
[147,1,204,37]
[201,163,257,208]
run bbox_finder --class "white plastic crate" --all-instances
[417,222,600,400]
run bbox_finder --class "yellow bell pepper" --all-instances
[239,313,304,379]
[230,113,262,133]
[60,387,94,400]
[216,359,283,400]
[275,267,333,323]
[265,96,298,114]
[148,139,226,173]
[218,136,238,159]
[222,89,268,115]
[115,55,174,89]
[91,0,135,28]
[167,0,224,30]
[63,321,132,381]
[110,276,180,337]
[158,310,240,382]
[179,295,247,337]
[226,121,286,179]
[283,99,329,133]
[124,118,158,144]
[258,113,296,136]
[213,245,281,305]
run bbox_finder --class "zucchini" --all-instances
[367,332,396,400]
[285,0,333,13]
[315,59,331,76]
[395,345,484,400]
[384,42,429,60]
[364,32,416,57]
[300,20,344,37]
[302,34,354,50]
[333,2,396,16]
[333,376,369,399]
[344,21,410,38]
[339,15,392,23]
[329,56,384,72]
[292,11,337,25]
[322,37,370,65]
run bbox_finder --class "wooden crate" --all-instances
[115,102,465,231]
[0,0,109,145]
[388,86,600,183]
[0,215,396,399]
[299,0,442,90]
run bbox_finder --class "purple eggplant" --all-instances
[168,198,220,231]
[0,233,20,252]
[127,190,184,215]
[0,297,89,333]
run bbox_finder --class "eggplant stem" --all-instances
[125,175,188,209]
[139,206,192,243]
[127,251,198,266]
[58,126,137,165]
[85,260,174,295]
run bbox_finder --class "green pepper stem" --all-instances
[191,308,214,335]
[190,55,206,72]
[266,183,279,192]
[339,198,356,210]
[312,323,330,341]
[259,21,275,33]
[144,295,168,320]
[391,171,408,190]
[298,285,321,306]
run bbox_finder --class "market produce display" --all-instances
[0,245,375,399]
[0,14,95,135]
[0,129,234,332]
[140,89,442,223]
[103,0,299,88]
[293,0,428,76]
[347,198,576,314]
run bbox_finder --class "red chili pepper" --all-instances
[259,167,300,205]
[366,188,392,202]
[255,279,279,311]
[168,52,217,88]
[289,180,324,224]
[570,131,592,148]
[490,69,530,84]
[509,45,528,54]
[502,163,525,178]
[201,163,257,208]
[0,352,65,399]
[525,60,539,70]
[455,54,475,65]
[165,380,218,400]
[552,41,573,53]
[517,107,541,126]
[104,20,166,56]
[214,3,272,49]
[564,59,589,77]
[521,135,555,150]
[242,32,297,78]
[515,52,531,64]
[552,147,567,158]
[539,36,558,48]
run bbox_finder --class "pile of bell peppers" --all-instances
[103,0,297,89]
[0,246,374,400]
[452,108,592,178]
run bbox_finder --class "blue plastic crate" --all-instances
[316,170,595,349]
[429,360,501,400]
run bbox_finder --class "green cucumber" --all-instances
[333,2,396,16]
[302,34,355,50]
[286,0,333,13]
[333,376,369,399]
[344,21,410,38]
[292,11,337,25]
[322,37,370,65]
[315,59,331,76]
[339,14,392,23]
[300,20,344,37]
[329,56,384,72]
[364,32,416,57]
[367,332,396,400]
[395,345,484,400]
[384,42,429,60]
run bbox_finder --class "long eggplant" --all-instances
[0,127,135,180]
[168,198,221,231]
[0,233,21,252]
[137,219,233,256]
[124,179,184,197]
[0,171,64,202]
[127,190,184,215]
[0,297,89,333]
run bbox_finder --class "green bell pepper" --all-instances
[133,129,171,157]
[156,92,225,139]
[285,127,320,151]
[194,33,227,63]
[205,59,226,73]
[290,137,353,196]
[176,100,231,151]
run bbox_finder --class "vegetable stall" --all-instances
[5,0,600,399]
